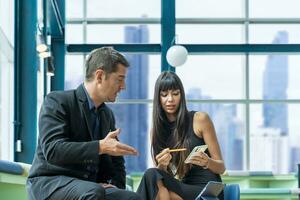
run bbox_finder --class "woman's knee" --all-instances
[143,168,160,179]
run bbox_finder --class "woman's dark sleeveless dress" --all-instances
[136,111,223,200]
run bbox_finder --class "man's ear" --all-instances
[95,68,104,83]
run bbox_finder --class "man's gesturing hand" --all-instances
[99,129,138,156]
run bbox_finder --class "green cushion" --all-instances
[241,188,291,194]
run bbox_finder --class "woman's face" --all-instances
[160,89,181,117]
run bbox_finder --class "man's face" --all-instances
[101,64,127,102]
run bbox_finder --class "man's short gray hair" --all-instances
[85,47,129,81]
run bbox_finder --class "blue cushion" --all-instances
[0,160,24,175]
[224,184,240,200]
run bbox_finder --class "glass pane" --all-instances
[119,54,160,100]
[176,55,245,99]
[87,0,160,18]
[66,0,83,18]
[0,0,14,160]
[64,54,161,100]
[0,1,14,44]
[250,55,300,99]
[176,25,244,44]
[250,104,300,173]
[86,24,160,44]
[66,24,84,43]
[187,103,246,170]
[108,103,152,173]
[176,0,244,18]
[37,0,43,24]
[249,25,300,44]
[250,0,300,18]
[0,50,14,160]
[65,55,85,90]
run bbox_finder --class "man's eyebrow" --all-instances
[118,75,126,78]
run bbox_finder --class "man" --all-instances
[27,47,141,200]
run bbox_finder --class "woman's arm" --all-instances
[194,112,226,174]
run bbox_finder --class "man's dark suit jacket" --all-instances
[27,84,125,199]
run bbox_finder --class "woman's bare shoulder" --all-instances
[194,111,210,123]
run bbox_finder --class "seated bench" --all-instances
[240,188,300,199]
[0,160,30,200]
[223,171,300,200]
[0,160,137,199]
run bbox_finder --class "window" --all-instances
[249,25,300,44]
[176,0,244,18]
[176,25,244,44]
[249,0,300,18]
[65,0,300,174]
[250,104,300,173]
[86,0,160,18]
[0,0,14,160]
[176,55,245,99]
[250,55,300,99]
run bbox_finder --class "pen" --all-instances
[169,148,187,152]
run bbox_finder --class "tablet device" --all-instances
[184,144,208,163]
[195,181,225,200]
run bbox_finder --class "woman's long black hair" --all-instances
[151,71,191,178]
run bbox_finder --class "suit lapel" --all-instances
[82,102,94,139]
[76,84,94,140]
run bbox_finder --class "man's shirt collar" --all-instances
[82,84,96,111]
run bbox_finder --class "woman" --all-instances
[137,71,225,200]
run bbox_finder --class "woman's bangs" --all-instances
[159,76,180,92]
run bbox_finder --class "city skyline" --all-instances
[185,31,299,173]
[63,25,300,172]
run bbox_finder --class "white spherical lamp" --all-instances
[166,45,188,67]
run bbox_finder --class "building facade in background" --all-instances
[109,25,149,173]
[263,31,288,136]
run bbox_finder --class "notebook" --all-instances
[195,181,225,200]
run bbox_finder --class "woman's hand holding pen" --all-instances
[156,148,172,171]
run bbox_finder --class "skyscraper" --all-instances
[109,25,149,173]
[263,31,289,136]
[213,104,243,170]
[290,147,300,172]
